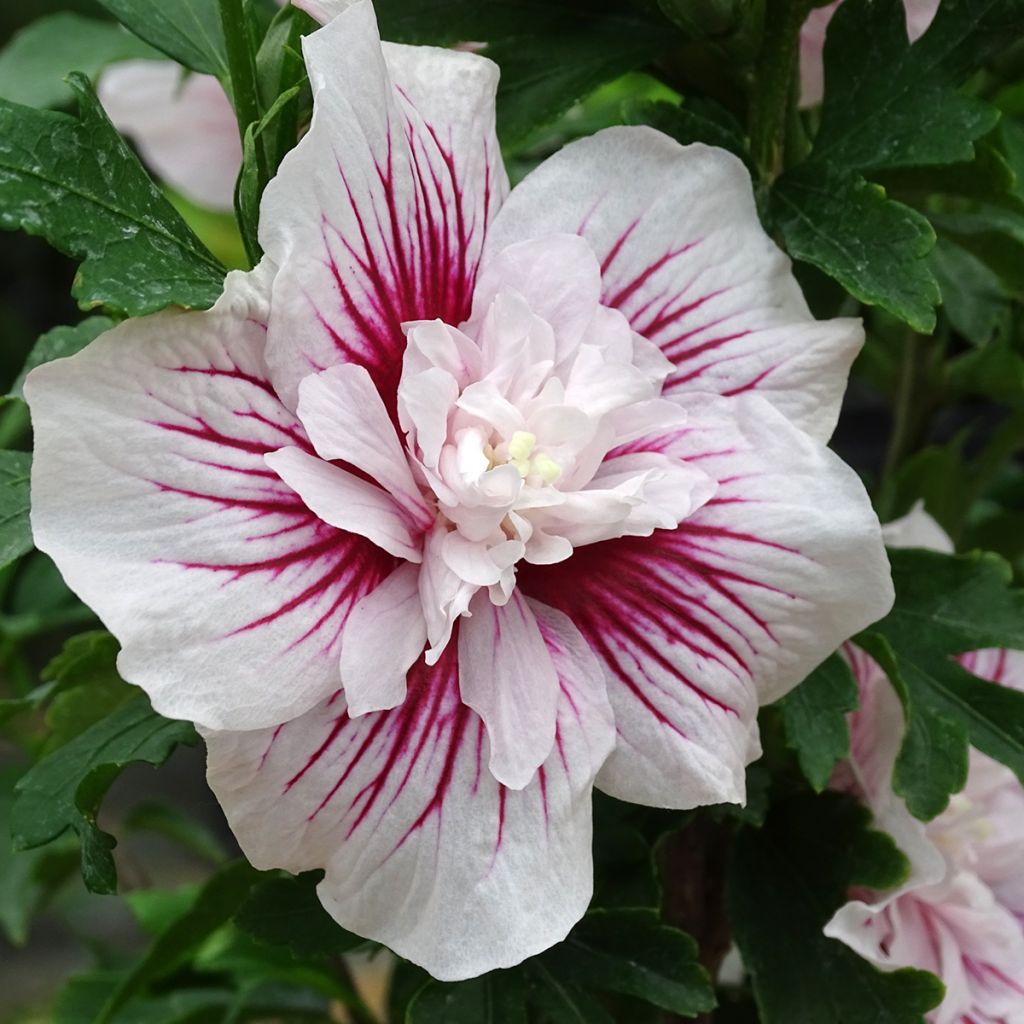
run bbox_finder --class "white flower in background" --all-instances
[27,0,892,980]
[98,62,242,211]
[828,504,1024,1022]
[799,0,941,107]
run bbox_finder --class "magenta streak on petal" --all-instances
[147,402,393,654]
[599,217,640,276]
[170,363,280,399]
[312,109,486,420]
[964,956,1024,996]
[521,519,802,731]
[602,241,703,312]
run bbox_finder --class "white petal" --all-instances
[261,0,507,409]
[266,446,421,561]
[398,366,458,470]
[469,235,603,364]
[203,615,614,981]
[25,266,395,731]
[458,592,560,789]
[297,364,431,527]
[484,127,863,442]
[519,392,893,808]
[881,500,954,553]
[339,563,426,716]
[98,61,241,212]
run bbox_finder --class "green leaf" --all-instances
[0,13,159,109]
[409,973,527,1024]
[95,860,259,1024]
[930,236,1014,346]
[40,630,137,750]
[858,548,1024,819]
[772,166,939,332]
[727,792,944,1024]
[0,450,32,571]
[0,74,224,316]
[779,653,859,792]
[234,870,363,957]
[525,963,614,1024]
[541,909,715,1018]
[0,766,77,945]
[813,0,1013,173]
[11,697,197,894]
[372,0,678,146]
[10,317,115,399]
[94,0,228,77]
[625,97,751,167]
[773,0,1024,330]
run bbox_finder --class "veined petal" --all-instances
[296,364,432,528]
[261,0,507,410]
[339,563,426,716]
[458,592,560,789]
[520,393,893,808]
[484,127,863,442]
[203,617,614,981]
[265,446,421,561]
[26,267,394,731]
[98,61,241,212]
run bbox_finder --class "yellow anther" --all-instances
[508,431,536,477]
[534,453,562,484]
[508,431,536,462]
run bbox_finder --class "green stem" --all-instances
[750,0,815,188]
[883,332,925,480]
[219,0,266,262]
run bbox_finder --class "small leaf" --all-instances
[94,0,228,78]
[0,451,33,571]
[814,0,1016,173]
[779,653,859,792]
[0,766,77,946]
[772,165,939,332]
[10,317,116,399]
[541,909,715,1018]
[409,973,527,1024]
[11,697,197,893]
[234,870,363,957]
[727,792,944,1024]
[0,75,224,316]
[858,548,1024,819]
[95,860,259,1024]
[41,631,136,750]
[0,13,159,109]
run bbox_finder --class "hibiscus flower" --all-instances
[829,505,1024,1022]
[26,0,892,979]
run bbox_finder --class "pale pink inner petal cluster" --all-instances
[827,506,1024,1022]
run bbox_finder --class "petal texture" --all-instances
[204,606,614,981]
[483,127,862,442]
[26,267,394,731]
[520,393,893,809]
[260,0,508,410]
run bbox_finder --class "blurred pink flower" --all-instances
[799,0,940,107]
[828,505,1024,1022]
[98,62,242,211]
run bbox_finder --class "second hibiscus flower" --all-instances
[26,0,893,980]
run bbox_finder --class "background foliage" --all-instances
[1,0,1023,1021]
